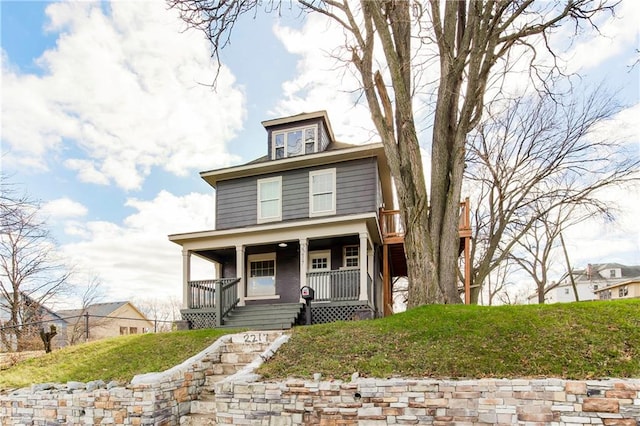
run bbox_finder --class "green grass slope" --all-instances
[0,329,233,390]
[259,300,640,380]
[1,300,638,390]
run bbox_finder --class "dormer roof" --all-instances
[261,110,336,143]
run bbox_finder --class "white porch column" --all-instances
[236,245,245,307]
[299,238,308,302]
[359,232,369,301]
[182,250,191,309]
[214,261,221,280]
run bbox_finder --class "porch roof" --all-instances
[168,212,382,249]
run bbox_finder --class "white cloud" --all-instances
[563,1,640,73]
[1,0,246,190]
[41,197,88,219]
[272,16,378,144]
[57,190,216,302]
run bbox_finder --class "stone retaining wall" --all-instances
[214,377,640,425]
[0,335,232,425]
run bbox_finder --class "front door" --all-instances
[246,253,276,297]
[308,250,331,301]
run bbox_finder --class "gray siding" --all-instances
[215,157,379,230]
[336,157,378,215]
[216,176,257,230]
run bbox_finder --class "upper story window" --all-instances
[257,176,282,223]
[273,125,317,159]
[309,169,336,217]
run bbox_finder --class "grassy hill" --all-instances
[258,299,640,380]
[1,300,638,390]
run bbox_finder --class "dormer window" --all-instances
[273,125,317,159]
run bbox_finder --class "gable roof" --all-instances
[0,292,66,323]
[57,301,150,323]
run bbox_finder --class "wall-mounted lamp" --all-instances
[278,242,288,248]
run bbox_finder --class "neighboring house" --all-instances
[169,111,472,329]
[536,263,640,304]
[0,292,68,351]
[57,301,153,343]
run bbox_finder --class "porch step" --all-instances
[180,330,284,425]
[221,303,303,330]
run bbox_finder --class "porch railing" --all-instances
[187,278,240,327]
[307,269,360,302]
[218,278,240,321]
[187,278,240,309]
[187,279,217,309]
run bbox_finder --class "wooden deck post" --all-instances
[383,243,390,316]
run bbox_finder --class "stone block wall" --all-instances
[214,377,640,425]
[0,336,231,425]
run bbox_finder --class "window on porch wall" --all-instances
[247,253,276,296]
[343,245,359,268]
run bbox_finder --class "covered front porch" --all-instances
[170,214,382,329]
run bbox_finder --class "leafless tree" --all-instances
[465,85,639,303]
[169,0,618,305]
[133,297,182,332]
[66,275,105,345]
[481,257,516,306]
[0,184,72,351]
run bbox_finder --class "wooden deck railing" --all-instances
[307,269,360,302]
[380,198,471,240]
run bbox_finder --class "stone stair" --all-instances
[179,330,283,425]
[221,303,304,330]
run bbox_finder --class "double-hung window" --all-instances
[309,168,336,217]
[257,176,282,223]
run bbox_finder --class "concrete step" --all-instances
[183,331,285,424]
[220,351,261,364]
[211,363,243,375]
[190,398,216,415]
[228,330,283,344]
[204,374,231,387]
[179,413,216,425]
[221,342,270,353]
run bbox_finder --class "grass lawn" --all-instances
[0,328,235,390]
[1,300,638,390]
[259,299,640,380]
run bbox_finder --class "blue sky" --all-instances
[1,0,638,307]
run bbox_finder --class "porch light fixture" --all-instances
[278,242,288,248]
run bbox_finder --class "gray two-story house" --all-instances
[169,111,472,329]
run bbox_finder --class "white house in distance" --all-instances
[539,263,640,304]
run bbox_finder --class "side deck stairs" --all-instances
[180,330,283,425]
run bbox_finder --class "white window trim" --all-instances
[272,125,318,159]
[309,168,336,217]
[308,250,331,271]
[342,245,359,269]
[246,252,276,297]
[257,176,282,223]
